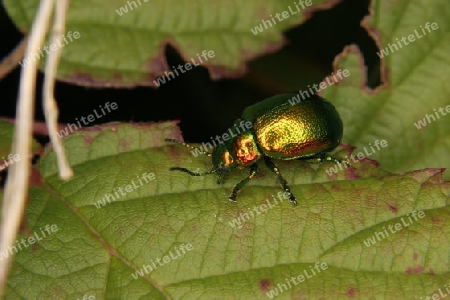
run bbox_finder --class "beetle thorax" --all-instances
[230,133,262,168]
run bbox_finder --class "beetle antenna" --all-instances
[169,167,220,176]
[165,139,212,157]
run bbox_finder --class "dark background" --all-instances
[0,0,379,144]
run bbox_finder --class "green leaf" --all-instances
[0,120,40,171]
[4,122,450,299]
[321,0,450,179]
[3,0,329,87]
[3,0,450,298]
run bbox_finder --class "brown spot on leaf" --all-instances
[413,253,419,261]
[347,287,356,297]
[388,204,397,214]
[406,265,423,274]
[259,279,271,293]
[345,167,360,179]
[431,216,441,225]
[118,136,133,152]
[83,134,95,146]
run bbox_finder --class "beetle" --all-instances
[166,93,344,205]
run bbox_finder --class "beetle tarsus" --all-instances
[287,192,297,206]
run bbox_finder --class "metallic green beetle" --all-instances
[167,93,343,205]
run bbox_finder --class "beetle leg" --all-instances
[229,163,258,202]
[263,157,297,206]
[217,172,224,184]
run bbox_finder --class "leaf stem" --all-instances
[0,0,56,296]
[43,0,73,180]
